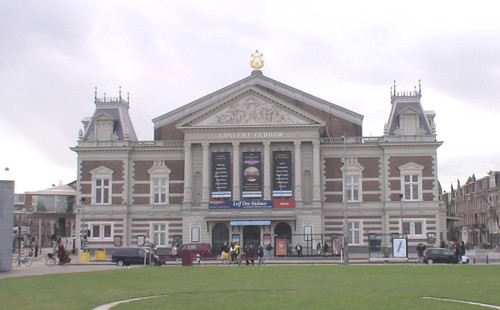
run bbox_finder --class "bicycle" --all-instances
[13,255,32,267]
[45,252,71,266]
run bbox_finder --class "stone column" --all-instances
[232,142,241,200]
[312,140,321,201]
[263,141,271,199]
[201,142,210,203]
[183,142,192,203]
[294,141,302,202]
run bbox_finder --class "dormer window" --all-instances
[399,109,420,135]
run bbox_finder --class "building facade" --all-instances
[448,171,500,247]
[72,65,444,256]
[14,182,76,249]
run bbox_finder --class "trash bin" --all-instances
[81,250,90,263]
[95,249,107,261]
[181,251,193,266]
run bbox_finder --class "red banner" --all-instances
[273,199,296,208]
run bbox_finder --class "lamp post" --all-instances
[399,193,404,236]
[342,135,349,264]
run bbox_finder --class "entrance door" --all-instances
[212,223,229,254]
[243,226,261,248]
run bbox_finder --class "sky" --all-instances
[1,0,499,193]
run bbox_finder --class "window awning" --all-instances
[230,220,271,226]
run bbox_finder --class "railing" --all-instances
[320,137,384,144]
[132,141,184,147]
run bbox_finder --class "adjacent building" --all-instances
[446,171,500,247]
[14,182,76,249]
[72,61,444,256]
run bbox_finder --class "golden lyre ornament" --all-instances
[250,50,264,70]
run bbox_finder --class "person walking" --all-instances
[257,245,264,265]
[317,242,322,256]
[416,243,426,263]
[323,242,329,257]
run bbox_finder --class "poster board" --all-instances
[276,238,287,256]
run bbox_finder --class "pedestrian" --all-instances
[245,243,256,266]
[221,242,229,264]
[229,242,235,263]
[257,245,264,265]
[34,243,39,257]
[454,243,461,262]
[233,242,240,264]
[460,241,466,257]
[295,243,302,256]
[265,243,273,258]
[323,242,329,256]
[317,242,322,256]
[416,243,426,263]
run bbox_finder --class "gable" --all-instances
[177,87,324,129]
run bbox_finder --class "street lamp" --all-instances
[342,135,349,264]
[399,193,404,236]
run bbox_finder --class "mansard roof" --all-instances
[80,92,138,141]
[384,85,434,136]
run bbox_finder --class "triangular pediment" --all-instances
[178,87,324,128]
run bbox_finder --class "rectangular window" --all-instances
[348,222,361,245]
[153,178,167,204]
[402,222,410,235]
[191,227,200,242]
[404,175,419,200]
[414,222,423,235]
[152,223,167,246]
[89,224,112,240]
[95,178,111,204]
[402,221,425,236]
[346,175,359,202]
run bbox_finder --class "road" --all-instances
[0,257,120,279]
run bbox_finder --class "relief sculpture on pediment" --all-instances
[215,96,292,124]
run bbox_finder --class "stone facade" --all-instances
[72,69,444,256]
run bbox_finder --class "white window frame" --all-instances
[346,175,360,202]
[402,220,426,237]
[148,161,171,205]
[151,223,168,247]
[90,166,114,205]
[348,221,363,245]
[88,222,113,240]
[341,158,364,203]
[399,163,423,201]
[191,226,200,242]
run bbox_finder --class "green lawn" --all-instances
[1,265,499,309]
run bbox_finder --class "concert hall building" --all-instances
[72,63,444,256]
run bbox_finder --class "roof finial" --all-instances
[119,86,122,101]
[393,80,396,96]
[418,79,422,95]
[94,87,98,102]
[250,49,264,70]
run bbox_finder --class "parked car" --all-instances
[422,248,469,264]
[176,243,212,258]
[111,247,161,266]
